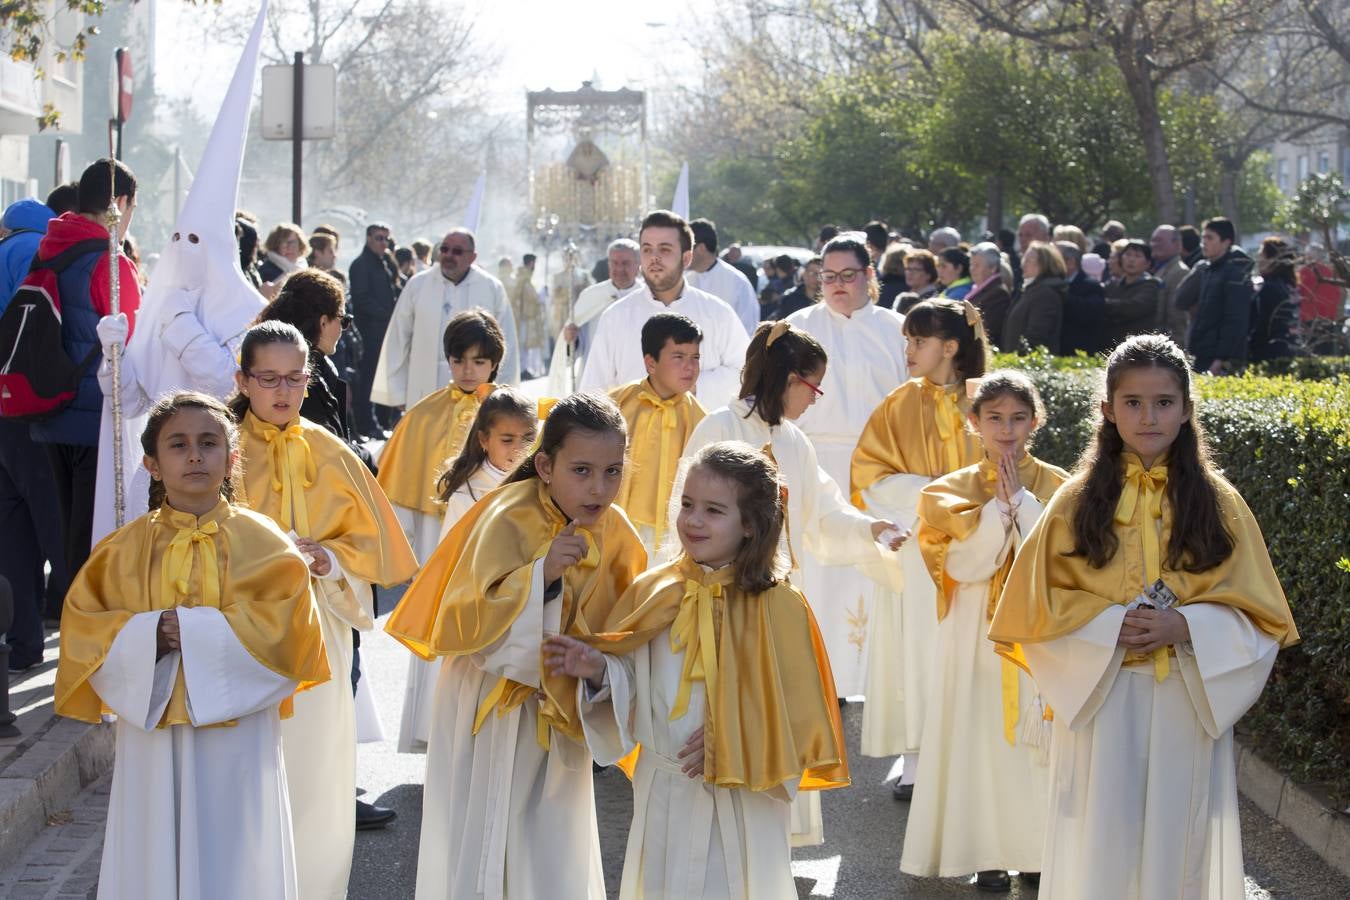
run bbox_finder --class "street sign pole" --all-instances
[291,52,304,226]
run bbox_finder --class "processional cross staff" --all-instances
[563,240,580,393]
[104,157,126,528]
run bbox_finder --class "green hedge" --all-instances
[992,351,1350,381]
[1006,355,1350,800]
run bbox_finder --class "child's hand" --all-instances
[1118,607,1190,654]
[542,634,606,687]
[999,449,1023,502]
[543,523,590,585]
[678,726,706,779]
[156,609,181,659]
[294,538,331,577]
[870,520,909,551]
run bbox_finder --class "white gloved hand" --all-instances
[96,313,129,358]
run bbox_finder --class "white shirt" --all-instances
[687,258,760,334]
[786,301,908,443]
[371,264,520,408]
[579,279,750,406]
[546,278,643,397]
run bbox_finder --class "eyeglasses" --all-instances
[820,268,862,284]
[248,371,310,389]
[440,245,468,257]
[340,313,354,330]
[797,374,825,397]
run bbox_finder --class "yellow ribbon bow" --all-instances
[1115,458,1170,682]
[929,383,966,473]
[160,518,221,609]
[471,520,600,750]
[669,577,722,722]
[635,387,681,537]
[447,384,493,462]
[256,419,316,535]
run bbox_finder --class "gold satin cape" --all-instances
[917,454,1069,743]
[376,383,495,517]
[238,412,418,594]
[988,455,1299,671]
[590,555,850,793]
[609,378,706,536]
[384,478,647,746]
[850,377,983,508]
[55,500,330,726]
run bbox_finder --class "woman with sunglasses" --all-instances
[681,319,908,848]
[256,268,375,471]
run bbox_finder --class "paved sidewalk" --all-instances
[0,773,106,899]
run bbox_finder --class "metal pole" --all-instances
[291,51,304,226]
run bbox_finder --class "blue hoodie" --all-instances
[0,198,55,311]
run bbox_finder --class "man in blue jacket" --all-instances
[0,182,79,668]
[27,161,141,627]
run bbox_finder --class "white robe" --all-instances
[92,289,258,546]
[683,400,893,845]
[91,607,300,900]
[900,494,1049,877]
[1026,603,1279,900]
[415,559,606,900]
[578,281,749,407]
[281,560,375,899]
[686,258,760,335]
[371,265,521,409]
[786,301,908,697]
[546,279,643,397]
[578,629,796,900]
[398,463,506,754]
[859,470,938,758]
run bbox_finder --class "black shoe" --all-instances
[975,870,1011,892]
[8,656,41,673]
[891,780,913,801]
[1017,872,1041,888]
[356,799,397,830]
[837,696,848,707]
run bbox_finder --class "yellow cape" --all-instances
[385,477,647,745]
[238,412,418,588]
[609,378,706,533]
[377,383,494,516]
[590,555,850,792]
[988,462,1300,668]
[850,377,983,507]
[56,500,330,726]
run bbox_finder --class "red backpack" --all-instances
[0,238,108,421]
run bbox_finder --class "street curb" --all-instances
[1237,741,1350,880]
[0,717,114,872]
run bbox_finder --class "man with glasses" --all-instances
[372,227,519,412]
[579,209,749,405]
[349,223,401,438]
[546,238,643,395]
[785,232,908,703]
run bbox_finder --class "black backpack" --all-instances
[0,238,108,421]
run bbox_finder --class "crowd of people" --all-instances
[0,154,1313,900]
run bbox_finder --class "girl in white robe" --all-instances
[850,299,988,797]
[55,392,330,900]
[901,372,1068,892]
[232,323,419,899]
[398,387,539,752]
[988,335,1299,900]
[544,441,850,900]
[385,393,647,900]
[681,321,905,845]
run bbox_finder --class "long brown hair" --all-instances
[1070,334,1233,572]
[437,387,537,502]
[686,441,786,593]
[739,321,827,426]
[504,392,626,485]
[141,392,240,510]
[902,298,990,381]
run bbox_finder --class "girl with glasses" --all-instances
[229,321,418,897]
[682,319,908,847]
